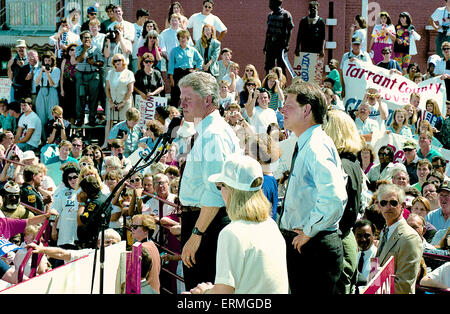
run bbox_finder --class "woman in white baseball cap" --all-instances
[186,153,289,294]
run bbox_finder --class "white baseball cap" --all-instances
[208,153,263,192]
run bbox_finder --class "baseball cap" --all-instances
[3,180,20,194]
[87,6,98,14]
[403,140,417,150]
[15,39,26,48]
[22,150,36,161]
[208,154,263,192]
[438,181,450,193]
[352,36,362,45]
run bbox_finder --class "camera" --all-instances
[45,64,51,71]
[106,30,117,41]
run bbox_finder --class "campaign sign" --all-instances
[293,52,324,85]
[0,237,21,256]
[362,256,395,294]
[0,78,11,102]
[424,111,440,128]
[135,95,168,129]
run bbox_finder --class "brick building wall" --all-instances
[121,0,444,82]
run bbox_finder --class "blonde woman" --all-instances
[403,104,418,134]
[323,109,364,294]
[104,53,135,148]
[187,154,288,294]
[242,64,261,87]
[194,24,221,77]
[387,108,413,137]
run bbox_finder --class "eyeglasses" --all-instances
[247,83,256,87]
[130,224,142,230]
[68,175,79,180]
[113,59,122,63]
[89,12,97,15]
[443,47,450,51]
[433,164,443,169]
[379,200,399,207]
[80,162,91,167]
[82,36,91,40]
[204,5,213,9]
[154,181,168,186]
[73,143,82,147]
[148,36,157,39]
[382,52,390,55]
[215,183,225,191]
[85,154,94,157]
[130,178,141,183]
[143,60,153,64]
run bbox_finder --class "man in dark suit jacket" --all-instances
[376,184,423,294]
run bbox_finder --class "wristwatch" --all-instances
[192,227,205,236]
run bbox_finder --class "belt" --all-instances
[77,70,98,74]
[280,229,299,238]
[181,206,201,213]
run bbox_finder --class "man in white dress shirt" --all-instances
[178,71,242,290]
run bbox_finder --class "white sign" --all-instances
[135,95,168,129]
[0,78,12,102]
[342,59,447,123]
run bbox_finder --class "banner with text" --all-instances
[0,78,11,102]
[371,132,450,176]
[135,95,168,129]
[342,59,447,123]
[293,52,324,85]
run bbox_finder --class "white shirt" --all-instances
[356,244,378,284]
[215,219,289,293]
[187,13,227,42]
[427,262,450,288]
[53,186,78,246]
[131,23,144,58]
[179,110,242,208]
[247,106,278,134]
[106,69,135,102]
[143,193,177,238]
[431,7,450,33]
[49,31,81,59]
[91,32,106,52]
[107,20,135,42]
[18,111,42,148]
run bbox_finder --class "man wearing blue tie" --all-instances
[278,81,348,294]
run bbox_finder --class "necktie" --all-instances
[278,143,299,225]
[377,225,389,256]
[358,251,365,273]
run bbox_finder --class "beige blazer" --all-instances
[376,219,423,294]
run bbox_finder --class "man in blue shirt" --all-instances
[108,107,143,157]
[417,131,443,162]
[426,181,450,231]
[45,140,78,165]
[279,81,347,294]
[168,29,203,107]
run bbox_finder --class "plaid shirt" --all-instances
[265,8,294,49]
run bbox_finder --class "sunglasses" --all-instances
[68,175,79,180]
[443,47,450,51]
[382,52,390,55]
[70,48,76,51]
[73,143,82,147]
[80,162,91,167]
[433,164,443,168]
[131,224,142,230]
[247,83,256,86]
[215,183,225,191]
[148,36,157,39]
[154,181,167,186]
[204,5,213,9]
[143,60,153,64]
[130,178,141,183]
[367,93,378,98]
[379,200,399,207]
[113,59,122,63]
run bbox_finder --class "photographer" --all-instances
[74,30,104,127]
[103,24,132,76]
[40,105,71,164]
[7,40,32,102]
[34,51,60,141]
[108,108,143,158]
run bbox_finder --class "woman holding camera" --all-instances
[35,51,60,141]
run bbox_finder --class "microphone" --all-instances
[162,116,182,145]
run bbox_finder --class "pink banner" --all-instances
[362,256,395,294]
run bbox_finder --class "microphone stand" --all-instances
[90,123,179,294]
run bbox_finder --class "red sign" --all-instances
[362,256,395,294]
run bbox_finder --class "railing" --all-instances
[16,202,51,283]
[125,183,184,294]
[415,252,450,294]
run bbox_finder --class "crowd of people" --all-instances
[1,0,450,294]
